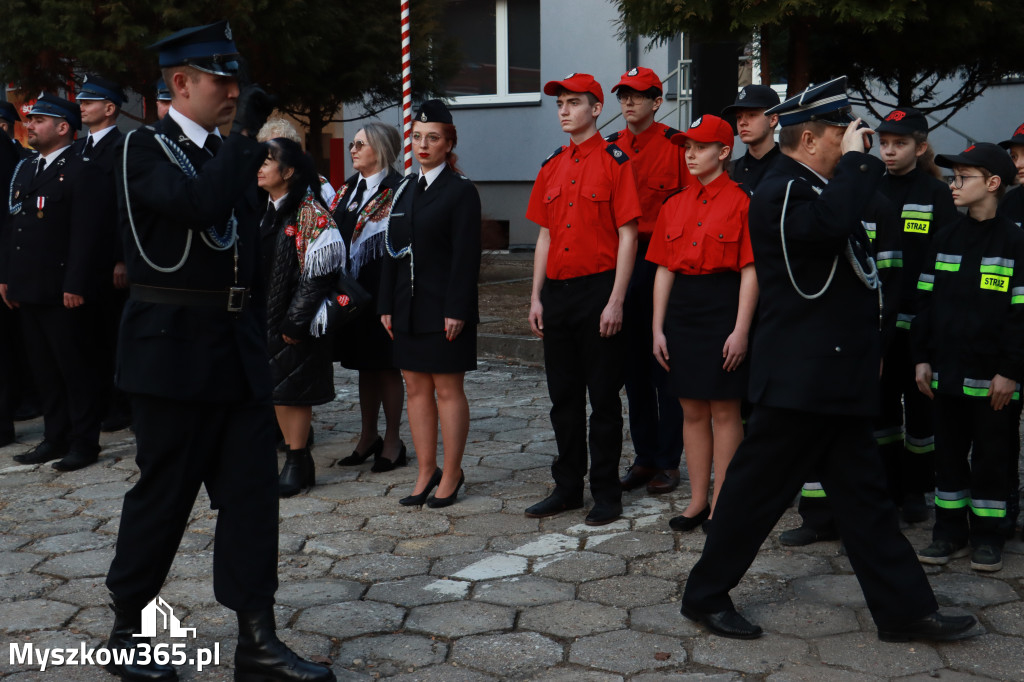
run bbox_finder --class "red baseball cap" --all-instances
[610,67,662,95]
[671,114,734,148]
[543,72,604,104]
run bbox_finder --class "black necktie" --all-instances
[83,137,94,155]
[351,179,367,211]
[204,134,222,157]
[260,204,277,235]
[416,175,428,195]
[35,158,46,177]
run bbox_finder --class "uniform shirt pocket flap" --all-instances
[544,185,561,203]
[584,185,611,202]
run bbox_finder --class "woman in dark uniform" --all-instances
[380,100,481,508]
[647,115,757,531]
[257,138,341,497]
[330,123,407,472]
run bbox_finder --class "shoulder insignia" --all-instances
[664,127,681,139]
[604,131,621,142]
[143,125,156,132]
[605,143,629,164]
[540,146,566,167]
[458,173,470,180]
[661,188,684,204]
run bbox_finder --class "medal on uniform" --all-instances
[36,196,44,219]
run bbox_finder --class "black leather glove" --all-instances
[232,85,276,138]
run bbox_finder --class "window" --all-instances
[443,0,540,105]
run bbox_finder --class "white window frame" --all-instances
[447,0,541,106]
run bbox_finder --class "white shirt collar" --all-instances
[40,145,71,168]
[796,160,829,185]
[168,106,222,149]
[270,192,288,211]
[357,168,388,205]
[87,125,116,146]
[419,163,446,188]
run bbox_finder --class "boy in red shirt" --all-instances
[524,73,641,526]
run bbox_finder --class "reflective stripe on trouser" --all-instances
[874,425,903,447]
[931,393,1016,546]
[801,481,826,498]
[962,377,1021,400]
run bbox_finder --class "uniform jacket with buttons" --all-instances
[747,152,886,416]
[1,145,108,304]
[378,164,481,333]
[910,213,1024,396]
[73,127,124,266]
[114,116,269,402]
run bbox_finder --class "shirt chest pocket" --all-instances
[700,217,743,270]
[583,184,611,203]
[544,185,561,204]
[647,174,679,196]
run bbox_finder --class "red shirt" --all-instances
[647,173,753,275]
[607,122,690,238]
[526,132,642,280]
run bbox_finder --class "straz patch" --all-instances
[904,219,930,234]
[981,274,1009,292]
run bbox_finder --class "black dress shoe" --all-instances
[779,525,838,546]
[370,442,407,473]
[681,603,763,639]
[620,464,658,491]
[52,450,99,471]
[235,609,336,682]
[337,436,383,466]
[400,468,442,507]
[427,471,465,508]
[668,506,710,532]
[104,600,179,681]
[524,492,584,518]
[585,501,623,526]
[13,440,68,464]
[878,611,978,643]
[646,469,681,494]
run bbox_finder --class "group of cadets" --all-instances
[524,67,1024,578]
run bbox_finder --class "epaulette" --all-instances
[540,146,566,167]
[664,127,681,140]
[662,188,684,204]
[604,131,621,143]
[605,143,629,164]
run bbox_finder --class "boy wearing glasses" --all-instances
[912,143,1024,572]
[525,73,641,526]
[606,67,688,497]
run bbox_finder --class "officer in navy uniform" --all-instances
[680,77,978,643]
[0,100,37,445]
[103,21,335,682]
[155,77,172,120]
[0,94,107,471]
[74,74,133,433]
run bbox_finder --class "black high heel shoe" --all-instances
[336,436,383,466]
[371,442,408,473]
[400,468,442,506]
[668,505,710,532]
[427,471,465,508]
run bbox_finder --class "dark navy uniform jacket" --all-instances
[114,116,269,402]
[74,127,125,265]
[1,146,107,304]
[747,152,886,417]
[378,165,481,333]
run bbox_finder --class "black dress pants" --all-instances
[623,242,683,470]
[541,271,625,505]
[106,393,280,612]
[19,303,102,452]
[684,405,938,629]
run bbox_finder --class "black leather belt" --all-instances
[130,284,249,313]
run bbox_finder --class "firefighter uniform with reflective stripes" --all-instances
[911,212,1024,548]
[873,169,958,505]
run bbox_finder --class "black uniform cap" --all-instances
[150,20,240,77]
[76,74,125,107]
[415,99,453,125]
[722,84,781,116]
[999,122,1024,149]
[0,101,20,124]
[28,93,82,131]
[936,142,1017,187]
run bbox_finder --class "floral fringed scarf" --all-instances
[329,181,396,279]
[284,189,346,279]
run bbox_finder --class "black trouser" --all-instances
[683,405,937,629]
[877,328,934,500]
[931,393,1021,548]
[19,303,103,452]
[99,286,131,420]
[106,393,280,611]
[623,242,683,470]
[0,304,29,437]
[541,271,625,505]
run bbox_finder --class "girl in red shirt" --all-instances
[648,114,758,532]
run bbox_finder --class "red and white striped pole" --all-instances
[401,0,412,173]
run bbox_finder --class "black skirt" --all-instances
[334,256,395,371]
[664,270,748,400]
[393,325,477,374]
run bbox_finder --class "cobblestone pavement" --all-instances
[2,360,1023,681]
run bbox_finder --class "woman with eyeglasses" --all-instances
[330,123,408,472]
[380,100,481,508]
